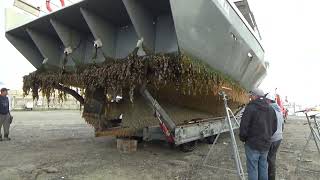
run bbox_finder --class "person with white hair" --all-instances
[265,93,284,180]
[240,88,278,180]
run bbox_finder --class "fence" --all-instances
[9,90,81,111]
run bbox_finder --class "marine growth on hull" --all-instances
[23,52,248,135]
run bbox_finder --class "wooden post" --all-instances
[116,138,138,153]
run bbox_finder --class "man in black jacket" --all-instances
[0,88,12,141]
[240,88,277,180]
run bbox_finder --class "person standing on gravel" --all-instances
[239,88,278,180]
[265,93,284,180]
[0,88,12,141]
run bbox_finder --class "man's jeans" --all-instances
[245,144,269,180]
[267,140,282,180]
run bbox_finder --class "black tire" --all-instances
[132,136,143,143]
[206,135,217,144]
[167,142,175,150]
[180,141,197,152]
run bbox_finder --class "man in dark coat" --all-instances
[0,88,12,141]
[240,88,277,180]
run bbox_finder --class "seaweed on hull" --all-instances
[23,52,248,133]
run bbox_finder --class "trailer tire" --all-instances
[206,135,217,144]
[133,136,143,143]
[180,141,197,152]
[169,143,175,149]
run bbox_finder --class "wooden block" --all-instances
[116,138,138,153]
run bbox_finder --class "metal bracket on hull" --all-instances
[5,33,43,69]
[155,15,179,53]
[122,0,155,52]
[50,19,86,67]
[26,28,63,68]
[115,25,139,58]
[50,19,82,49]
[80,8,117,58]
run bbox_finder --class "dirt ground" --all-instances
[0,111,319,180]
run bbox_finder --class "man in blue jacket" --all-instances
[265,93,284,180]
[0,88,12,141]
[240,88,278,180]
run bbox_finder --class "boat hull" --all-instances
[6,0,266,90]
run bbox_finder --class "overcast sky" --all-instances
[249,0,320,106]
[0,0,319,106]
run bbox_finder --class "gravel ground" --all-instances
[0,111,319,180]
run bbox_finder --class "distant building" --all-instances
[8,89,81,111]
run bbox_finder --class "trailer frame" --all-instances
[136,86,244,147]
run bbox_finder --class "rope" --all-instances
[92,47,98,63]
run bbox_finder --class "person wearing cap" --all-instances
[0,88,12,141]
[240,88,278,180]
[265,93,284,180]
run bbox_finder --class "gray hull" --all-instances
[5,0,267,90]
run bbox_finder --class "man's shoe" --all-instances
[3,137,11,141]
[0,137,2,141]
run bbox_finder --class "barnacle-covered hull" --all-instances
[22,53,247,131]
[6,0,266,132]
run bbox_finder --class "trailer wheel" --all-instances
[180,141,197,152]
[206,135,217,144]
[132,136,143,143]
[168,143,175,149]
